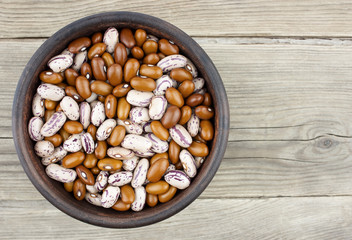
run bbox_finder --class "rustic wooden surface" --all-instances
[2,1,352,239]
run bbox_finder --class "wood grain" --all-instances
[2,1,352,38]
[2,197,352,239]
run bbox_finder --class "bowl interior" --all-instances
[12,11,229,228]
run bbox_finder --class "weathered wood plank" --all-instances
[3,39,352,140]
[2,1,352,38]
[3,134,352,199]
[1,197,352,239]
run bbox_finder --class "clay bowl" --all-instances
[12,11,229,228]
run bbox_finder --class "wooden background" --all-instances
[2,0,352,239]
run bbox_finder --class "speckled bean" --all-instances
[81,132,95,154]
[153,75,173,96]
[60,96,79,120]
[126,90,154,107]
[108,171,133,186]
[94,171,109,191]
[63,134,82,152]
[40,111,67,137]
[164,170,190,189]
[46,163,77,183]
[79,102,91,129]
[122,156,139,171]
[156,54,187,72]
[32,93,45,117]
[131,158,149,188]
[96,119,116,141]
[107,146,135,160]
[193,77,205,92]
[169,124,192,148]
[91,101,106,127]
[187,114,200,137]
[85,193,102,206]
[149,95,167,120]
[101,185,120,208]
[129,107,150,124]
[72,51,87,72]
[121,134,153,153]
[144,133,169,153]
[103,27,119,53]
[34,140,54,157]
[41,146,67,166]
[47,54,73,72]
[131,186,146,212]
[179,149,197,178]
[28,117,44,141]
[117,119,143,135]
[37,83,65,101]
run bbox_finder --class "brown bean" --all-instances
[65,86,84,102]
[158,39,179,56]
[147,158,169,183]
[135,29,147,47]
[91,57,107,81]
[195,106,214,120]
[90,168,100,176]
[44,110,55,122]
[175,160,183,170]
[59,128,70,142]
[63,121,83,134]
[143,53,160,65]
[95,141,107,159]
[102,52,115,68]
[203,92,212,106]
[178,105,192,125]
[131,46,144,59]
[107,64,123,86]
[97,158,122,171]
[87,124,97,141]
[161,105,181,129]
[97,95,106,103]
[165,88,184,108]
[169,140,181,164]
[139,64,163,79]
[68,37,91,54]
[104,94,117,118]
[55,104,63,112]
[170,68,193,82]
[117,97,130,120]
[123,58,140,82]
[90,81,113,96]
[64,68,79,86]
[56,82,67,89]
[83,153,98,169]
[186,93,204,107]
[199,120,214,141]
[112,83,131,97]
[150,153,168,165]
[187,141,209,157]
[73,179,86,201]
[44,134,63,147]
[62,152,85,168]
[107,125,126,146]
[114,43,128,67]
[142,40,158,55]
[146,193,158,207]
[64,182,74,192]
[112,199,131,211]
[120,185,135,204]
[44,99,58,110]
[130,76,156,91]
[88,42,106,59]
[158,52,166,60]
[194,134,207,144]
[80,62,92,80]
[76,165,95,185]
[120,28,136,48]
[158,186,177,203]
[150,121,169,141]
[178,80,195,98]
[91,32,103,44]
[39,71,63,84]
[146,181,169,195]
[75,76,92,99]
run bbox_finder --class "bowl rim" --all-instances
[12,11,230,228]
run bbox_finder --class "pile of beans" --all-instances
[28,27,214,211]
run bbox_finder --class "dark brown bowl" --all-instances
[12,11,229,228]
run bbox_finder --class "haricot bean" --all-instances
[29,26,215,211]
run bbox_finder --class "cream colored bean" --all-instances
[34,140,54,157]
[60,96,79,120]
[41,146,67,166]
[32,93,45,117]
[63,134,82,152]
[101,185,120,208]
[46,163,77,183]
[40,111,67,137]
[79,102,91,129]
[47,54,73,72]
[37,83,65,101]
[131,158,149,188]
[121,134,153,153]
[107,146,135,160]
[28,117,44,141]
[96,119,116,141]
